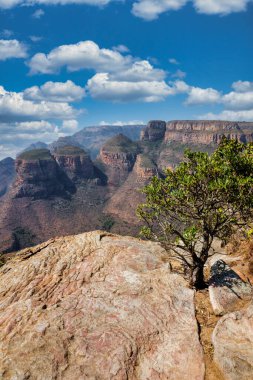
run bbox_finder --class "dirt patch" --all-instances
[195,290,225,380]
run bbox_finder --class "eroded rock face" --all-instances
[213,304,253,380]
[53,146,95,181]
[209,260,253,316]
[141,120,166,142]
[0,231,205,380]
[0,157,15,197]
[165,120,253,145]
[100,134,138,186]
[13,150,75,199]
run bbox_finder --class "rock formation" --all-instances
[213,303,253,380]
[13,149,75,199]
[0,231,205,380]
[53,145,96,181]
[99,134,139,186]
[0,157,15,197]
[141,120,166,141]
[165,120,253,145]
[209,260,253,316]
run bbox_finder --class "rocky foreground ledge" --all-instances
[0,231,253,379]
[0,231,204,379]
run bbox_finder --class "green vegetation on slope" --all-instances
[103,134,139,154]
[54,145,88,156]
[18,149,52,161]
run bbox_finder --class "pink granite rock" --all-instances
[0,231,205,380]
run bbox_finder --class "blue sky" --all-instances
[0,0,253,158]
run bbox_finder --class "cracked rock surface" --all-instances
[213,304,253,380]
[0,231,204,380]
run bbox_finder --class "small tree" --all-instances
[137,138,253,289]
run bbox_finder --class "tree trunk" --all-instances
[190,263,206,290]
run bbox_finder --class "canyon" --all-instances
[0,119,253,253]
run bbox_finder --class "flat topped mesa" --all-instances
[53,145,95,181]
[14,149,75,199]
[101,133,139,154]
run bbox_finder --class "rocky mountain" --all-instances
[1,119,253,253]
[50,124,144,159]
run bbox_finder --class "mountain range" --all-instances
[0,119,253,254]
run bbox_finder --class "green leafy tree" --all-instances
[137,138,253,289]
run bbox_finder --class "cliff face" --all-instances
[141,120,166,142]
[13,149,75,199]
[165,120,253,145]
[99,134,139,186]
[53,146,95,181]
[0,157,15,197]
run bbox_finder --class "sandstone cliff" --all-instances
[0,231,205,380]
[13,149,75,199]
[165,120,253,145]
[99,134,139,186]
[0,157,15,197]
[53,145,96,181]
[141,120,166,142]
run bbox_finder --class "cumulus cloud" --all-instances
[0,0,113,9]
[27,40,169,103]
[199,110,253,122]
[0,85,79,122]
[28,40,132,75]
[87,73,171,102]
[23,80,85,103]
[132,0,253,20]
[186,86,221,105]
[0,119,79,159]
[132,0,188,20]
[0,39,28,61]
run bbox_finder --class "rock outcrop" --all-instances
[212,303,253,380]
[134,154,158,180]
[141,120,166,142]
[53,145,96,181]
[209,260,253,316]
[0,231,205,380]
[13,149,75,199]
[165,120,253,145]
[100,134,139,186]
[0,157,15,197]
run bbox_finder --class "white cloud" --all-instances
[28,40,132,74]
[232,80,253,93]
[186,86,221,105]
[0,85,79,122]
[223,91,253,110]
[0,39,27,61]
[87,72,171,102]
[132,0,188,20]
[113,44,130,53]
[199,110,253,121]
[0,119,80,159]
[24,80,85,103]
[193,0,251,15]
[0,0,113,9]
[132,0,252,19]
[110,60,166,82]
[32,8,45,18]
[99,120,145,126]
